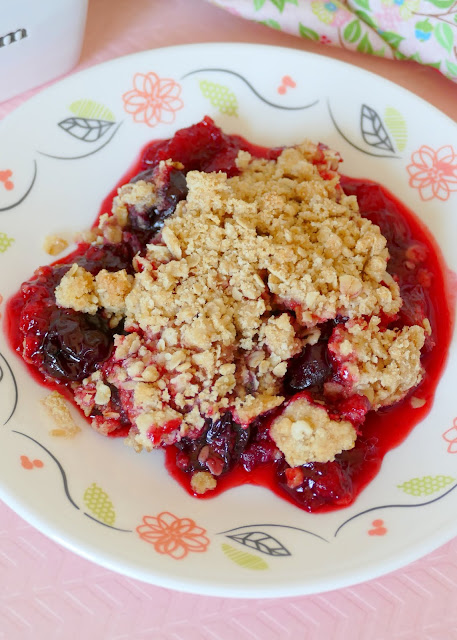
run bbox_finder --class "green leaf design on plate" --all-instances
[344,20,362,44]
[398,475,455,496]
[69,99,115,122]
[357,33,374,54]
[0,232,14,253]
[84,482,116,525]
[384,107,407,152]
[299,23,319,41]
[221,543,269,570]
[380,30,405,50]
[446,59,457,76]
[199,80,238,116]
[434,22,454,53]
[353,0,371,10]
[260,18,282,30]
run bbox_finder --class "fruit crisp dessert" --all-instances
[7,117,452,512]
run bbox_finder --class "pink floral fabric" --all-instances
[209,0,457,82]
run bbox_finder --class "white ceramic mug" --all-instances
[0,0,88,104]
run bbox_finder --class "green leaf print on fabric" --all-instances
[299,23,320,40]
[446,59,457,76]
[253,0,297,11]
[357,33,374,54]
[260,18,282,29]
[354,9,377,29]
[435,23,454,53]
[353,0,371,9]
[427,60,443,69]
[424,0,455,8]
[381,31,405,50]
[344,19,362,43]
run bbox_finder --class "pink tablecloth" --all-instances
[2,1,457,637]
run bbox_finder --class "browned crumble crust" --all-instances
[56,265,134,316]
[55,141,426,465]
[270,396,357,466]
[191,471,218,494]
[43,234,69,256]
[328,317,425,408]
[41,391,81,437]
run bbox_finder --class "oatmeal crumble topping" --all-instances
[328,317,425,408]
[270,395,357,467]
[41,391,81,438]
[55,265,133,316]
[191,471,218,494]
[43,234,69,256]
[54,140,427,464]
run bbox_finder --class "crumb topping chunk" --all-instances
[328,317,425,408]
[270,394,357,467]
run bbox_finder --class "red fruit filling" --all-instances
[5,116,454,512]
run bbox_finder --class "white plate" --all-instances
[1,43,457,598]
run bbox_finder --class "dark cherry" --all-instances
[18,243,127,382]
[106,384,131,427]
[41,309,113,381]
[175,413,250,476]
[76,242,135,275]
[127,169,188,237]
[240,419,278,472]
[285,341,332,393]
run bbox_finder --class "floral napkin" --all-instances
[210,0,457,82]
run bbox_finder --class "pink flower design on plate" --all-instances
[407,145,457,201]
[443,418,457,453]
[122,72,184,128]
[136,511,210,559]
